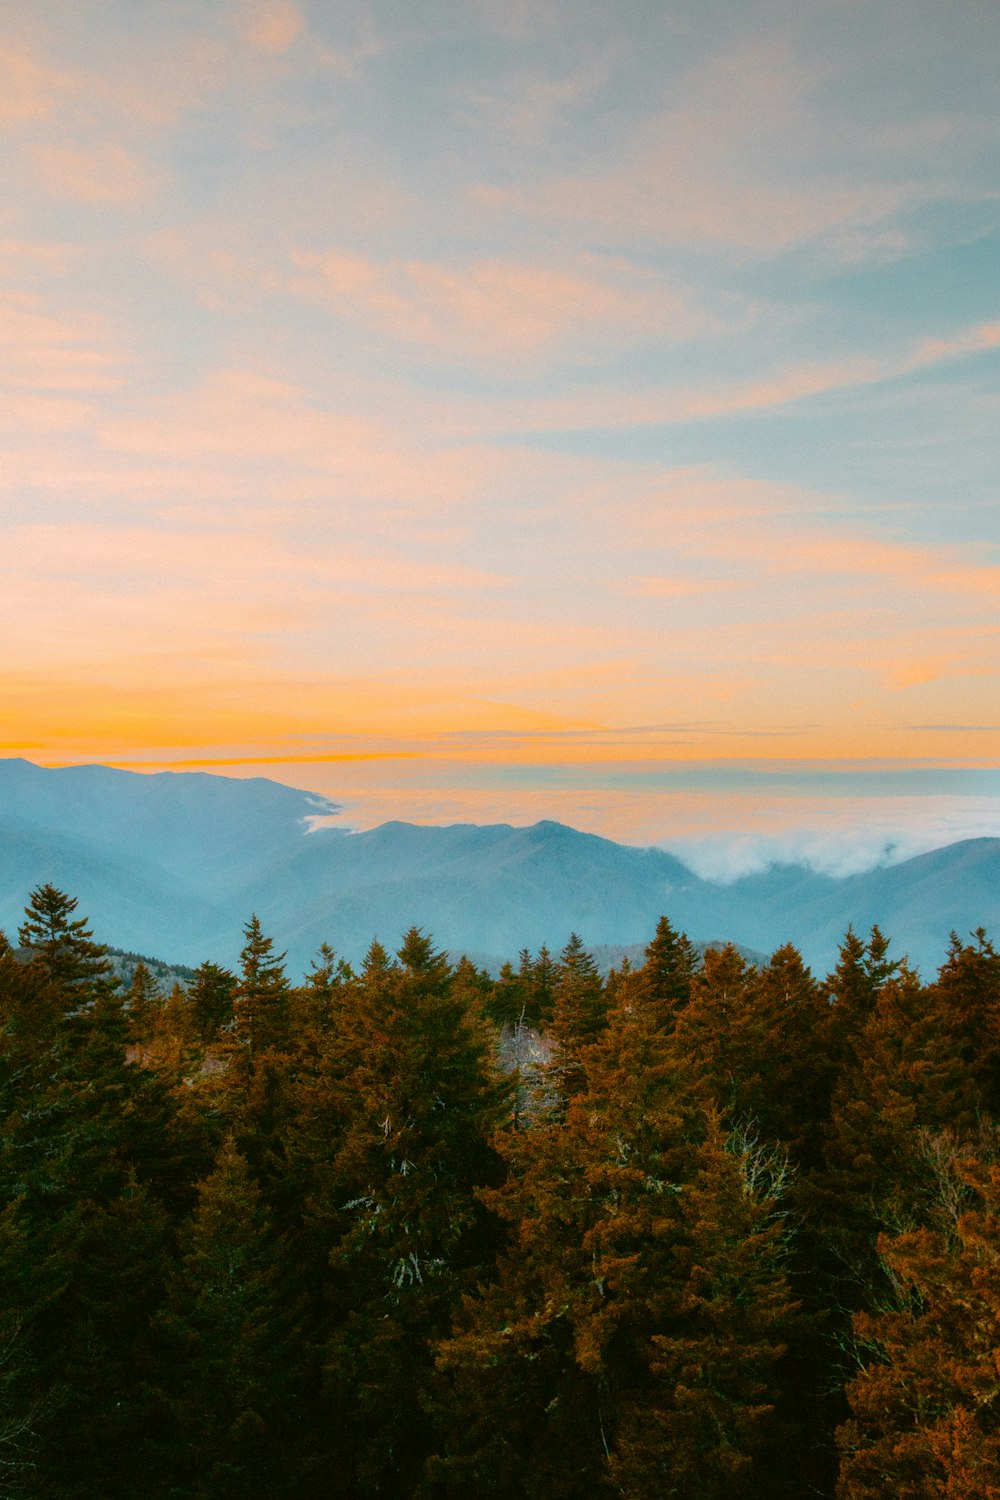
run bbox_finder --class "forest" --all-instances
[2,882,999,1499]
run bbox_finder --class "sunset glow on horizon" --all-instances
[3,0,999,864]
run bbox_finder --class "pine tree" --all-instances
[153,1135,305,1499]
[297,928,508,1497]
[549,934,607,1099]
[640,914,698,1023]
[17,883,113,997]
[231,916,290,1058]
[837,1135,1000,1498]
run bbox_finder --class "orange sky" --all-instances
[2,0,999,861]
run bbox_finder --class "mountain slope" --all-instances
[1,759,997,979]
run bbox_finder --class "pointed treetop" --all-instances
[238,914,288,987]
[306,942,352,993]
[641,913,698,1012]
[397,926,450,980]
[17,883,113,993]
[362,938,393,978]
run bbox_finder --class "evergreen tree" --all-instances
[532,944,557,1030]
[675,943,828,1167]
[153,1135,305,1499]
[640,914,698,1022]
[231,916,290,1058]
[187,961,237,1041]
[297,928,508,1497]
[124,959,162,1046]
[549,934,607,1099]
[837,1136,1000,1498]
[821,927,896,1077]
[436,970,796,1499]
[17,883,113,997]
[487,959,525,1030]
[0,896,208,1497]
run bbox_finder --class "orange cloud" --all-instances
[0,45,73,122]
[29,140,153,206]
[287,247,708,359]
[235,0,305,55]
[0,289,125,393]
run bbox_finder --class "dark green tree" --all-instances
[231,916,290,1058]
[295,928,508,1497]
[18,883,113,997]
[153,1134,305,1499]
[187,961,237,1041]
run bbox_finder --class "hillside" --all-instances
[1,758,997,978]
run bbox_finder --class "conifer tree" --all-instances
[436,966,796,1499]
[0,895,208,1496]
[231,915,290,1058]
[821,927,896,1076]
[17,883,113,996]
[187,960,237,1041]
[532,944,557,1029]
[487,959,524,1030]
[675,943,828,1166]
[549,933,607,1099]
[124,959,162,1046]
[837,1137,1000,1498]
[153,1135,305,1499]
[298,928,508,1497]
[640,914,698,1022]
[672,943,755,1097]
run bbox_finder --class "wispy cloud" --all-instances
[287,245,712,361]
[235,0,305,55]
[29,140,154,206]
[2,0,998,848]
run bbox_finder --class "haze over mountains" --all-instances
[1,758,997,980]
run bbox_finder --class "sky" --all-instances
[2,0,999,875]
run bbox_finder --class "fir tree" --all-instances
[231,915,290,1058]
[17,883,113,997]
[153,1135,305,1499]
[549,934,607,1099]
[837,1136,1000,1498]
[124,959,162,1046]
[436,969,796,1499]
[187,961,237,1041]
[640,914,698,1022]
[299,928,508,1497]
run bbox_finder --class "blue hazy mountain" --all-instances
[1,758,997,980]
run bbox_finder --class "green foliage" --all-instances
[3,882,1000,1499]
[18,882,113,996]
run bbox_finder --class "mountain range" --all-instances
[1,758,997,981]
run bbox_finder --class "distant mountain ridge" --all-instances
[1,758,997,980]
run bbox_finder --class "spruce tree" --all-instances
[232,916,290,1058]
[436,968,796,1499]
[299,928,508,1497]
[153,1135,305,1499]
[549,934,607,1099]
[837,1137,1000,1498]
[640,914,698,1022]
[187,961,237,1042]
[17,883,113,997]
